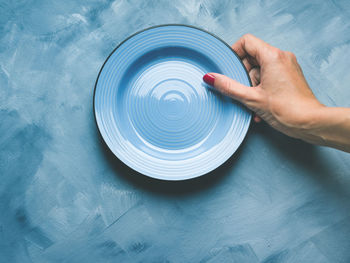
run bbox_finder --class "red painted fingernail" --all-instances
[203,73,215,86]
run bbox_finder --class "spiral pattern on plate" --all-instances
[94,25,252,180]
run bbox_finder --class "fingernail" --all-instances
[254,115,262,123]
[203,73,215,86]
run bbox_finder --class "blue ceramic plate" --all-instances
[94,25,251,180]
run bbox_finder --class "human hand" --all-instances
[203,34,325,144]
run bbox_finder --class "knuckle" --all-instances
[276,49,285,60]
[271,49,297,62]
[270,48,284,60]
[287,51,297,61]
[242,33,254,41]
[249,70,260,85]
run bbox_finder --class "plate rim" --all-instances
[93,24,252,181]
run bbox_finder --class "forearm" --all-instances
[303,106,350,152]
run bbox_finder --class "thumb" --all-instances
[203,73,257,104]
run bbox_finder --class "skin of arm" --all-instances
[203,34,350,153]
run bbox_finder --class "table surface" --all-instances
[1,0,350,262]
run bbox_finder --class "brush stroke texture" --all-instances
[1,0,350,262]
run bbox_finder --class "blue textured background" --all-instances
[1,0,350,262]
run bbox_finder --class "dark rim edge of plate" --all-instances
[92,24,253,181]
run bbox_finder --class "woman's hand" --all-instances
[203,34,350,152]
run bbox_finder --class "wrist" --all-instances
[300,105,331,145]
[301,106,350,151]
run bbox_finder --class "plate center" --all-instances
[125,60,219,151]
[156,79,190,120]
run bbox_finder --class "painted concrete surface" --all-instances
[1,0,350,262]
